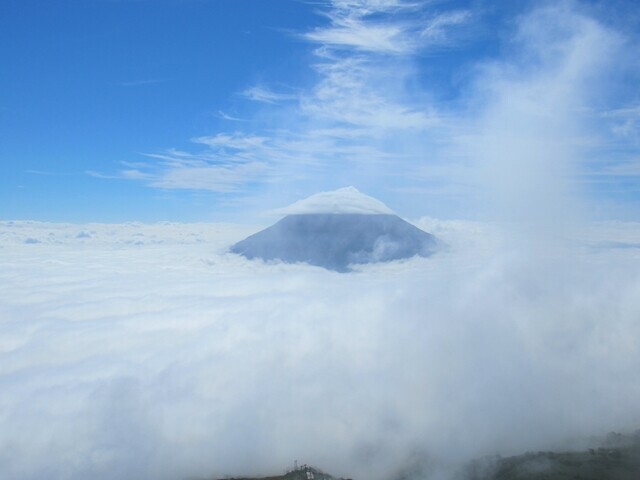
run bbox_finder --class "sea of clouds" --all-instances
[1,218,640,480]
[3,0,639,478]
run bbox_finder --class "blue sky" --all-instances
[2,0,639,222]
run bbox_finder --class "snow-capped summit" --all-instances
[271,186,395,216]
[231,188,438,272]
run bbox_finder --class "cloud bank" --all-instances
[2,219,640,479]
[5,2,640,480]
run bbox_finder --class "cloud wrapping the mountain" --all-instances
[1,220,640,480]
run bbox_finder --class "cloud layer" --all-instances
[2,219,640,479]
[5,2,640,480]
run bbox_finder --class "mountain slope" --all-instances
[230,213,437,272]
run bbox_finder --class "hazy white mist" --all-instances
[1,219,640,480]
[3,1,640,480]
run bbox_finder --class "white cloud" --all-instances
[451,2,630,228]
[112,136,278,192]
[420,10,472,41]
[100,0,468,202]
[217,110,247,122]
[192,133,270,152]
[304,0,469,54]
[2,220,640,480]
[301,53,440,130]
[96,1,639,220]
[139,161,268,192]
[305,20,414,54]
[270,186,395,215]
[299,1,468,133]
[241,86,299,104]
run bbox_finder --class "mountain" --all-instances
[213,465,348,480]
[198,431,640,480]
[464,431,640,480]
[270,186,395,216]
[230,188,438,272]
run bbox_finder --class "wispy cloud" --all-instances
[305,20,415,54]
[217,110,247,122]
[111,128,399,194]
[454,2,627,226]
[298,1,468,136]
[98,0,639,219]
[25,169,73,176]
[305,1,469,54]
[420,10,472,42]
[240,86,298,104]
[26,169,86,178]
[301,53,441,130]
[125,139,275,192]
[99,0,469,203]
[121,160,269,192]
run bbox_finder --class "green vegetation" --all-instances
[465,431,640,480]
[204,432,640,480]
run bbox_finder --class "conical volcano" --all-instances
[231,187,438,271]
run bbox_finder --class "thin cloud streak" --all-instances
[25,169,76,177]
[305,1,470,54]
[241,86,299,104]
[420,10,472,41]
[104,0,467,201]
[217,110,247,122]
[97,0,640,220]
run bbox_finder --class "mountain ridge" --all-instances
[230,213,438,271]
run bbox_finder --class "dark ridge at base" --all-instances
[196,432,640,480]
[463,431,640,480]
[230,214,438,272]
[213,465,349,480]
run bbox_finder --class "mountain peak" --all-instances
[271,187,395,216]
